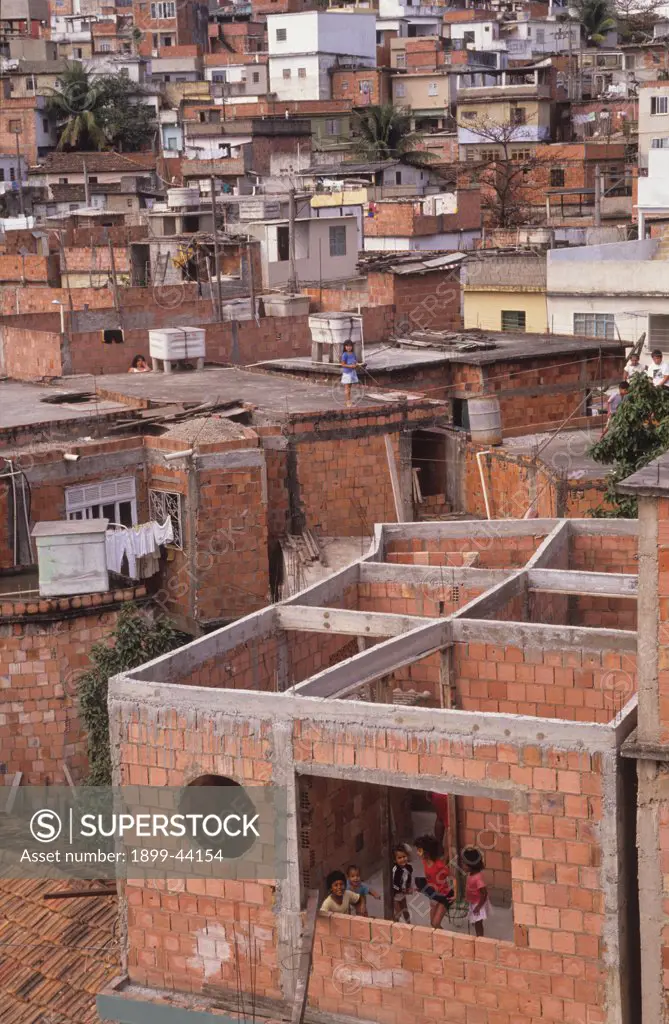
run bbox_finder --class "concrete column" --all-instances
[272,720,303,1002]
[637,760,664,1024]
[637,497,660,745]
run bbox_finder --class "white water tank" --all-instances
[309,312,363,364]
[149,327,206,362]
[167,187,200,209]
[32,520,109,597]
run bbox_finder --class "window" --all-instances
[359,79,371,93]
[88,176,98,183]
[277,224,289,262]
[151,1,175,16]
[463,30,475,43]
[252,71,260,83]
[550,168,565,187]
[536,28,545,43]
[166,136,178,150]
[395,82,406,98]
[501,310,526,332]
[651,137,669,148]
[276,27,287,41]
[511,148,531,160]
[103,329,124,343]
[74,47,83,58]
[283,68,291,79]
[26,77,34,90]
[573,312,615,339]
[99,42,111,52]
[149,489,183,548]
[127,198,133,207]
[396,52,407,68]
[325,119,339,135]
[428,81,438,96]
[8,120,21,133]
[461,110,476,120]
[9,167,14,181]
[59,177,68,184]
[42,119,49,132]
[395,171,402,184]
[329,224,347,257]
[510,106,526,125]
[66,478,137,528]
[298,67,306,78]
[0,170,4,182]
[651,95,668,115]
[480,149,498,162]
[163,215,176,235]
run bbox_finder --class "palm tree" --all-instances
[573,0,616,43]
[352,105,435,167]
[46,62,107,151]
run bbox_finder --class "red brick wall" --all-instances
[570,533,638,574]
[331,68,390,106]
[0,254,55,284]
[1,326,62,378]
[392,272,462,334]
[455,643,634,723]
[0,101,42,164]
[384,532,546,570]
[0,605,128,785]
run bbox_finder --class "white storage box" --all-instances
[32,520,109,597]
[149,328,206,362]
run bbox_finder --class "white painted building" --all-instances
[546,239,669,352]
[377,0,443,38]
[267,11,376,101]
[205,62,268,99]
[637,148,669,237]
[638,83,669,168]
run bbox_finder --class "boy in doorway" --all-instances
[320,870,361,915]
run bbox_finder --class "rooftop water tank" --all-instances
[31,520,109,597]
[309,312,362,364]
[149,327,206,365]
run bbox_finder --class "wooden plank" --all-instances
[277,605,434,638]
[384,435,404,522]
[3,772,22,815]
[291,890,319,1024]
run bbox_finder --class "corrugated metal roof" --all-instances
[391,252,468,275]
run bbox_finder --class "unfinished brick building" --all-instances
[104,515,641,1024]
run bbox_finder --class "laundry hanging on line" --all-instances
[105,518,174,579]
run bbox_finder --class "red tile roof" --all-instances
[0,877,119,1024]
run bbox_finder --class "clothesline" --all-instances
[105,517,174,580]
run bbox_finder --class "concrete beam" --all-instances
[277,606,434,637]
[526,520,570,570]
[359,562,512,589]
[568,518,638,536]
[289,620,453,699]
[527,568,638,598]
[450,618,637,653]
[451,570,526,621]
[130,605,279,682]
[378,519,559,542]
[280,562,360,609]
[110,675,625,753]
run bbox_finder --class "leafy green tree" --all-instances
[46,62,107,151]
[352,104,435,167]
[97,74,157,153]
[573,0,617,43]
[78,605,190,785]
[589,372,669,516]
[47,63,157,152]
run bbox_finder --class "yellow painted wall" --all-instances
[464,289,548,333]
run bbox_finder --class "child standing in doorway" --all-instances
[340,341,361,408]
[320,870,361,915]
[462,846,491,937]
[346,864,380,917]
[392,845,413,923]
[414,835,454,929]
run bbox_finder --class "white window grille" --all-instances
[573,312,615,339]
[66,477,137,526]
[149,489,183,548]
[651,95,668,115]
[151,1,175,16]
